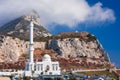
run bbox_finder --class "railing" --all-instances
[69,68,120,73]
[72,68,106,72]
[0,69,24,72]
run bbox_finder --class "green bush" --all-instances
[87,34,96,42]
[21,53,29,58]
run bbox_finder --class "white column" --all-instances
[29,21,34,63]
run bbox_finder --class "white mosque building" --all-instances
[0,20,61,77]
[25,54,61,76]
[24,20,61,76]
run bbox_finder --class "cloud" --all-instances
[0,0,115,28]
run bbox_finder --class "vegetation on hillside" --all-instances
[87,34,96,42]
[33,32,96,42]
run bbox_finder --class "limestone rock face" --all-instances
[0,35,46,62]
[0,32,110,63]
[46,38,106,59]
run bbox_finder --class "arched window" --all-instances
[45,65,50,72]
[46,65,50,70]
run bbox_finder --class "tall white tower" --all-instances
[29,21,34,63]
[25,20,35,73]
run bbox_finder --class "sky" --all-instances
[0,0,120,67]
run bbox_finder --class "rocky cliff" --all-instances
[0,32,110,63]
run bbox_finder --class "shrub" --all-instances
[21,53,29,58]
[87,34,96,42]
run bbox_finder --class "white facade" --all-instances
[25,54,61,76]
[34,54,61,75]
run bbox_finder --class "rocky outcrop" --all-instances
[0,32,110,63]
[47,38,102,58]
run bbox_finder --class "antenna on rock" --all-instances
[30,15,34,22]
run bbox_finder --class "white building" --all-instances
[25,20,61,76]
[25,54,61,76]
[0,20,61,77]
[35,54,60,75]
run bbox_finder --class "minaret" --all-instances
[25,19,35,72]
[29,21,34,63]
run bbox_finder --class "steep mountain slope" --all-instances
[0,11,51,39]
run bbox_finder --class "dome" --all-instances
[43,54,51,61]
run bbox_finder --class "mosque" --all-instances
[24,21,61,76]
[0,19,61,78]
